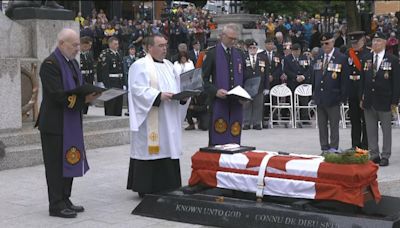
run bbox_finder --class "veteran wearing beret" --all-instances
[311,33,349,154]
[346,31,369,150]
[360,32,400,166]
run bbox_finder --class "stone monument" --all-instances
[0,2,77,131]
[210,14,266,49]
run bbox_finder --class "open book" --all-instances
[172,89,201,100]
[227,85,252,101]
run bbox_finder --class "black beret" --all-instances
[246,39,257,46]
[348,31,365,42]
[193,40,200,45]
[128,44,136,49]
[373,31,387,40]
[320,32,333,41]
[291,43,301,50]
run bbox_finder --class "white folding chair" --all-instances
[340,102,350,128]
[294,84,317,128]
[269,84,294,128]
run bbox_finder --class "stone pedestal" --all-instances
[16,19,79,62]
[0,11,79,131]
[210,14,266,50]
[0,59,21,130]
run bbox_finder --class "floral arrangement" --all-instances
[323,147,369,164]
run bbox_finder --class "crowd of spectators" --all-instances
[76,6,217,60]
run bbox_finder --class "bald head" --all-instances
[57,28,80,60]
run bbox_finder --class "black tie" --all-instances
[252,55,256,69]
[67,60,78,84]
[226,48,231,56]
[373,54,378,77]
[323,54,329,74]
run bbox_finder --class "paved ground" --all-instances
[1,107,399,227]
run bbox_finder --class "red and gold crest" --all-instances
[230,121,241,136]
[66,146,81,165]
[214,118,227,133]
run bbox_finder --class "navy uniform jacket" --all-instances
[346,47,369,100]
[243,52,270,94]
[97,48,123,87]
[37,54,85,135]
[361,51,400,112]
[283,54,311,91]
[312,48,349,107]
[122,55,137,85]
[263,50,283,88]
[188,49,200,66]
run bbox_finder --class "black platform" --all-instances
[8,7,74,20]
[132,186,400,228]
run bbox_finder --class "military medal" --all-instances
[384,71,389,79]
[261,67,265,72]
[332,71,337,79]
[215,118,227,133]
[230,122,241,136]
[113,63,116,68]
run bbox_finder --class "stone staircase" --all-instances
[0,115,130,170]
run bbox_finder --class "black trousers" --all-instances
[349,98,368,149]
[104,77,123,116]
[82,74,94,114]
[40,133,73,210]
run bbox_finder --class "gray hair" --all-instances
[221,23,240,35]
[177,43,188,52]
[57,28,78,45]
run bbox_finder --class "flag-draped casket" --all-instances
[189,150,381,207]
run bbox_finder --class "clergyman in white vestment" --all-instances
[126,34,188,197]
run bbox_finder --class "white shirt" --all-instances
[173,60,195,75]
[324,48,335,62]
[373,50,385,70]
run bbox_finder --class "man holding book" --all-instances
[202,23,247,145]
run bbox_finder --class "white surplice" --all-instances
[128,56,187,160]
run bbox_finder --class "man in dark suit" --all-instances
[311,33,348,154]
[263,37,283,128]
[188,40,201,66]
[346,31,369,150]
[97,37,124,116]
[283,43,311,126]
[202,23,246,145]
[360,32,400,167]
[242,39,269,130]
[37,28,100,218]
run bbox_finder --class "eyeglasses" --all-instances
[321,42,331,46]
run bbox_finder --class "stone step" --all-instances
[0,116,129,147]
[0,127,130,171]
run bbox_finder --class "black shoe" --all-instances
[253,125,262,130]
[49,208,77,218]
[379,158,389,167]
[65,200,84,213]
[124,112,129,116]
[371,156,381,164]
[242,125,250,130]
[138,192,146,198]
[185,124,195,130]
[297,123,303,128]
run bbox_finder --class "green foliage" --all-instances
[242,0,346,18]
[323,149,369,164]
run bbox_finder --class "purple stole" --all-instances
[54,48,89,177]
[210,44,244,145]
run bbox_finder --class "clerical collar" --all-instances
[153,57,164,63]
